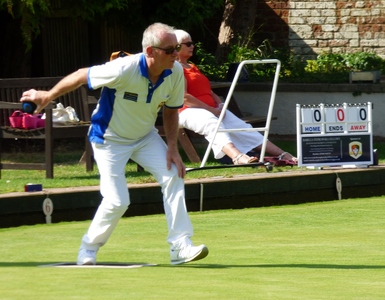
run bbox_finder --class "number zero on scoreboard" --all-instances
[337,108,344,121]
[300,107,322,133]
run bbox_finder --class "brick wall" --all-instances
[256,0,385,59]
[255,1,290,47]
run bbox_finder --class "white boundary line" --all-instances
[39,262,157,268]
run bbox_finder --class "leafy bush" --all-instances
[194,42,229,81]
[343,52,384,71]
[301,53,349,83]
[301,52,384,83]
[195,41,385,83]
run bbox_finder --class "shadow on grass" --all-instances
[52,170,154,181]
[165,263,385,270]
[1,262,385,270]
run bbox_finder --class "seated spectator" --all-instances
[175,29,297,165]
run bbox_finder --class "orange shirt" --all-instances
[179,64,216,112]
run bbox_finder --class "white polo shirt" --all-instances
[87,53,184,144]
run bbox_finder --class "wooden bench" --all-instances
[155,124,202,163]
[0,77,94,178]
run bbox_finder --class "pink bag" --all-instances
[9,111,23,128]
[263,156,298,167]
[22,114,38,129]
[9,110,45,129]
[35,114,45,128]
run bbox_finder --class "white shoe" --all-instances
[170,244,209,265]
[77,248,98,265]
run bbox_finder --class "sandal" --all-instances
[232,153,259,165]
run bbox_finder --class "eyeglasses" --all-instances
[152,44,182,55]
[181,42,194,47]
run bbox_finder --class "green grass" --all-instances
[0,153,293,194]
[1,197,385,299]
[0,138,384,194]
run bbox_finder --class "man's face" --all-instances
[151,33,180,70]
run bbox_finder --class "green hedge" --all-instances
[194,42,385,83]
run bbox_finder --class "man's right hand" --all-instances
[20,89,50,115]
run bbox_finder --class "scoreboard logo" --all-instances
[349,141,362,159]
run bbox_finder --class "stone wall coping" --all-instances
[234,81,385,93]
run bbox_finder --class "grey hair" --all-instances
[142,23,176,53]
[175,29,191,44]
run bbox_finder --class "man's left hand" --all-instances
[166,149,186,178]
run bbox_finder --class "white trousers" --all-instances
[81,130,193,251]
[179,108,264,159]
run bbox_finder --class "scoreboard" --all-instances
[296,102,373,167]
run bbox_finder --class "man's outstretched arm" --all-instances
[20,68,89,114]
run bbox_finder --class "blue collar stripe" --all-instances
[139,54,173,103]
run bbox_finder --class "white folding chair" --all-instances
[199,59,281,168]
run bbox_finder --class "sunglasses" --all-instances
[181,42,194,47]
[152,44,182,55]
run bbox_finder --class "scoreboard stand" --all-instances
[296,102,373,168]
